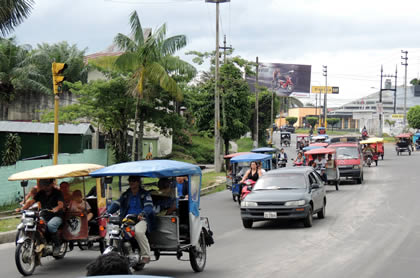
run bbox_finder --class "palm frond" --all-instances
[113,33,136,52]
[161,35,187,57]
[129,10,144,47]
[161,56,196,79]
[114,52,138,72]
[0,0,34,36]
[146,62,182,101]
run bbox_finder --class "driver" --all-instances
[107,176,154,264]
[240,161,262,184]
[19,178,64,256]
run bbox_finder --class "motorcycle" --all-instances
[364,152,373,167]
[239,179,256,205]
[278,158,287,168]
[15,209,67,276]
[102,213,146,271]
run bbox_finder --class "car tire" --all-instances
[303,206,313,228]
[317,201,326,219]
[242,219,253,229]
[335,180,339,191]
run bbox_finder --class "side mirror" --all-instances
[247,185,253,191]
[20,180,28,187]
[311,183,320,190]
[104,176,113,184]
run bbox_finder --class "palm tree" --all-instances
[0,0,34,36]
[114,11,196,160]
[0,37,49,119]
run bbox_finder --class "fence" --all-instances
[0,149,108,206]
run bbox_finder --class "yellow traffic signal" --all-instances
[52,62,67,94]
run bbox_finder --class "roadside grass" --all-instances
[0,203,19,213]
[202,172,225,189]
[0,217,20,232]
[236,137,253,152]
[169,135,213,164]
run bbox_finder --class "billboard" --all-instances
[246,62,312,97]
[311,86,339,94]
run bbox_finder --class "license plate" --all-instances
[264,212,277,219]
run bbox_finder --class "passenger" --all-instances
[294,151,305,166]
[107,176,154,264]
[175,176,189,199]
[59,182,72,207]
[86,252,131,276]
[315,154,327,169]
[257,161,266,175]
[20,186,38,206]
[326,153,334,168]
[153,178,176,216]
[68,190,94,221]
[240,161,262,184]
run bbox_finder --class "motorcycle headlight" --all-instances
[108,224,120,235]
[284,200,306,207]
[241,201,258,207]
[22,218,34,226]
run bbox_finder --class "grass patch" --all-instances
[202,172,226,189]
[202,184,226,196]
[168,135,214,164]
[384,137,395,143]
[236,137,253,152]
[0,217,20,232]
[0,203,19,212]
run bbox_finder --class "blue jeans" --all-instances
[46,217,62,233]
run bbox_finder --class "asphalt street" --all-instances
[1,139,420,278]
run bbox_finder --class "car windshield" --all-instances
[253,174,306,190]
[334,146,359,159]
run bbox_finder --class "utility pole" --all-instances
[254,56,259,148]
[401,50,408,127]
[219,35,232,153]
[206,0,229,172]
[379,65,384,137]
[220,35,232,64]
[322,65,328,128]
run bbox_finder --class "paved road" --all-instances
[1,144,420,277]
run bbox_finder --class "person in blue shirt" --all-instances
[175,176,189,199]
[107,176,154,264]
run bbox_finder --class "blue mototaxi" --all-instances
[251,147,279,169]
[317,126,326,135]
[89,160,214,272]
[413,133,420,150]
[229,153,272,203]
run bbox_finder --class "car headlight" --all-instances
[284,200,306,206]
[241,201,258,207]
[353,165,360,169]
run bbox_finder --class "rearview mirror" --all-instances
[104,176,113,184]
[311,183,320,190]
[20,180,28,187]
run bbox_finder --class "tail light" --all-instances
[39,219,45,225]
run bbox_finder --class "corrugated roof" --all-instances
[0,121,93,135]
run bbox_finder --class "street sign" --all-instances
[311,86,339,94]
[376,103,383,114]
[391,114,404,119]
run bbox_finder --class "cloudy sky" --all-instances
[12,0,420,107]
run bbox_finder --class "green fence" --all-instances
[0,149,108,206]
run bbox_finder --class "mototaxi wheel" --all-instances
[53,242,68,260]
[15,239,36,276]
[189,231,207,272]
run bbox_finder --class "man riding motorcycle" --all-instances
[18,178,64,256]
[107,176,154,264]
[361,126,368,140]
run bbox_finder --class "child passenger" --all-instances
[68,190,93,221]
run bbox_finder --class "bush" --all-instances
[173,128,192,146]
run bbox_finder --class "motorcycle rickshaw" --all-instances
[304,148,340,190]
[395,133,412,156]
[413,132,420,150]
[89,160,214,273]
[280,131,291,147]
[296,134,310,150]
[251,147,279,169]
[224,152,252,189]
[360,137,384,160]
[311,135,329,143]
[229,153,272,203]
[360,139,379,166]
[317,126,326,135]
[8,163,107,276]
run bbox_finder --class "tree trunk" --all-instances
[137,118,145,160]
[224,138,230,155]
[131,97,140,161]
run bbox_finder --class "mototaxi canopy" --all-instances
[302,145,324,152]
[224,152,253,159]
[230,153,272,163]
[251,147,277,153]
[304,147,336,156]
[396,133,411,139]
[8,163,104,181]
[359,137,384,145]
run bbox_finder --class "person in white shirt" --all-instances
[314,155,326,169]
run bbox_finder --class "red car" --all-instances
[329,143,364,184]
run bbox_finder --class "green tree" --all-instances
[327,118,340,131]
[114,11,196,160]
[0,37,50,119]
[41,77,136,163]
[410,78,420,85]
[407,105,420,130]
[30,41,88,91]
[286,116,298,126]
[2,133,21,165]
[0,0,33,36]
[306,117,318,128]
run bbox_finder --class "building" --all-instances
[276,107,322,128]
[329,85,420,135]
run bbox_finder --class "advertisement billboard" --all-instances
[246,62,312,97]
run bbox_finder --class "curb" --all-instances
[0,230,16,245]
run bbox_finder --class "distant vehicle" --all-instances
[395,133,412,156]
[280,125,295,133]
[240,167,326,229]
[329,143,364,184]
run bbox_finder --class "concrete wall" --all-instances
[144,123,172,157]
[0,149,108,206]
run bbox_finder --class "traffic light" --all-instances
[52,62,67,94]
